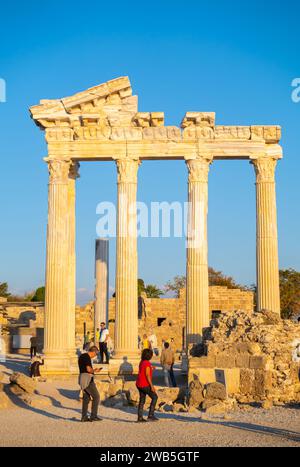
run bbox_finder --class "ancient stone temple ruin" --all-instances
[30,76,283,375]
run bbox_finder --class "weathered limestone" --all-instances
[252,156,281,315]
[186,156,212,344]
[189,309,300,404]
[67,162,79,360]
[43,158,77,373]
[29,77,284,374]
[94,239,109,333]
[113,158,140,370]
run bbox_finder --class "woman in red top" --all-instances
[136,348,158,423]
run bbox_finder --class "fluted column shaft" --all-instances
[253,157,281,315]
[67,162,79,355]
[94,238,109,333]
[186,156,212,345]
[114,159,139,357]
[44,158,76,368]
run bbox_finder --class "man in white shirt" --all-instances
[99,322,110,364]
[148,332,159,356]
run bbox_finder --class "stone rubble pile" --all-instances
[191,310,300,406]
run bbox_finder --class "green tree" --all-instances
[208,267,244,289]
[31,286,45,302]
[165,268,247,298]
[144,284,164,298]
[0,282,10,298]
[279,269,300,319]
[138,278,146,297]
[164,276,186,298]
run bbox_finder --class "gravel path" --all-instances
[0,356,299,447]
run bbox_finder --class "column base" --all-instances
[40,352,79,376]
[109,355,140,376]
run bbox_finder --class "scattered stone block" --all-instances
[250,356,269,370]
[205,382,227,401]
[205,402,227,415]
[126,387,140,405]
[254,370,272,398]
[240,369,255,395]
[189,356,216,369]
[188,369,215,386]
[10,372,37,394]
[188,379,204,407]
[216,354,236,368]
[236,353,250,368]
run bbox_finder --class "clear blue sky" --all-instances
[0,0,299,304]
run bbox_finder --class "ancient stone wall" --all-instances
[188,310,300,404]
[2,286,254,353]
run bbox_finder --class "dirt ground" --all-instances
[0,354,299,447]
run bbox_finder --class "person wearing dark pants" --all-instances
[136,348,158,423]
[78,346,102,422]
[30,336,37,359]
[99,322,110,364]
[82,380,100,421]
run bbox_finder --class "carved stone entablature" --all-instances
[215,126,251,140]
[182,126,215,140]
[133,112,165,128]
[45,127,74,142]
[181,112,216,129]
[251,126,281,144]
[30,76,138,130]
[111,127,143,141]
[74,126,111,141]
[30,77,283,149]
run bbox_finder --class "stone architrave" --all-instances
[113,158,140,369]
[43,158,77,373]
[252,156,281,315]
[186,155,213,345]
[94,239,109,335]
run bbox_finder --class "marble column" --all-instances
[186,156,212,345]
[94,239,109,336]
[252,156,281,315]
[67,162,80,359]
[114,158,140,360]
[43,158,76,372]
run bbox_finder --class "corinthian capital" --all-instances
[115,158,140,184]
[252,157,278,183]
[186,156,213,183]
[46,158,72,184]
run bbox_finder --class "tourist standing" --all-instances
[142,333,150,350]
[136,349,158,423]
[83,331,91,351]
[148,331,159,356]
[99,322,110,364]
[78,345,102,422]
[160,342,176,387]
[30,355,44,380]
[30,336,37,359]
